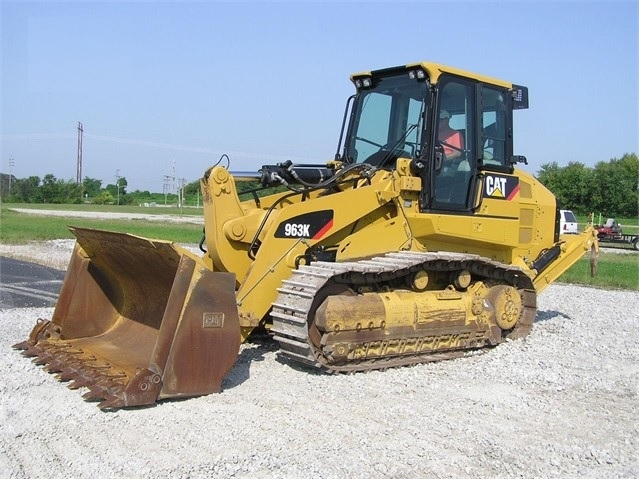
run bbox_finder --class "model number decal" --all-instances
[275,210,334,239]
[284,223,311,237]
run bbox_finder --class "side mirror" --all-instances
[509,155,528,165]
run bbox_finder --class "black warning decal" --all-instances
[275,210,334,239]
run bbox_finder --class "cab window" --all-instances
[353,93,392,163]
[480,86,508,168]
[347,73,427,165]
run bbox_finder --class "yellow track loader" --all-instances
[15,61,599,408]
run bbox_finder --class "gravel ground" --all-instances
[0,238,637,479]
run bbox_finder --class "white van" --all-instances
[560,210,579,234]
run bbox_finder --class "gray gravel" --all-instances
[0,240,637,479]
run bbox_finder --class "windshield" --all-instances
[345,72,429,165]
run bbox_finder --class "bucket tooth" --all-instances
[67,367,101,389]
[68,370,97,389]
[82,383,110,401]
[57,371,75,382]
[67,378,86,389]
[55,355,98,381]
[82,388,107,402]
[57,364,85,382]
[83,380,123,402]
[33,350,56,365]
[68,362,120,390]
[98,395,126,410]
[43,358,65,373]
[12,340,34,351]
[21,343,43,358]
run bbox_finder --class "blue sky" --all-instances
[1,0,637,193]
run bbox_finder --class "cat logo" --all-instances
[484,174,519,201]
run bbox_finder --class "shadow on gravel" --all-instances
[274,354,326,377]
[221,332,283,389]
[224,330,326,387]
[535,309,571,323]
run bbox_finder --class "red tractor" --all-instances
[595,218,623,240]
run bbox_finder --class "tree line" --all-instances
[0,173,201,206]
[2,153,637,216]
[0,173,274,206]
[536,153,637,218]
[0,174,134,205]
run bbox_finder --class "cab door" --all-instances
[430,77,478,211]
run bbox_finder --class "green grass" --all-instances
[6,202,203,216]
[0,206,203,244]
[2,205,638,291]
[557,251,638,290]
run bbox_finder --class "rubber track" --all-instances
[270,251,536,373]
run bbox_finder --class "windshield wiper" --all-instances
[375,122,419,168]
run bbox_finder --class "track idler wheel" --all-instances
[487,285,523,330]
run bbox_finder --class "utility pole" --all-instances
[172,159,176,196]
[115,169,122,205]
[77,122,83,184]
[178,177,187,209]
[163,175,171,206]
[8,157,14,191]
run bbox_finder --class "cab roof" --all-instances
[351,61,513,89]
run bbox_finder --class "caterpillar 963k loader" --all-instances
[15,61,599,408]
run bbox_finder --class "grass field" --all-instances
[2,204,637,291]
[0,206,203,244]
[4,202,203,216]
[557,250,638,290]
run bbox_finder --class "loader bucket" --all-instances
[14,227,241,409]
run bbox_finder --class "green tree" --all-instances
[40,174,82,204]
[94,190,114,205]
[559,162,594,212]
[0,173,16,199]
[592,153,638,217]
[40,174,54,203]
[106,176,128,205]
[8,175,41,202]
[538,154,638,217]
[537,161,562,199]
[537,161,593,212]
[82,176,102,198]
[184,180,200,196]
[118,176,128,194]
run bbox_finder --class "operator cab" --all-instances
[338,62,528,213]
